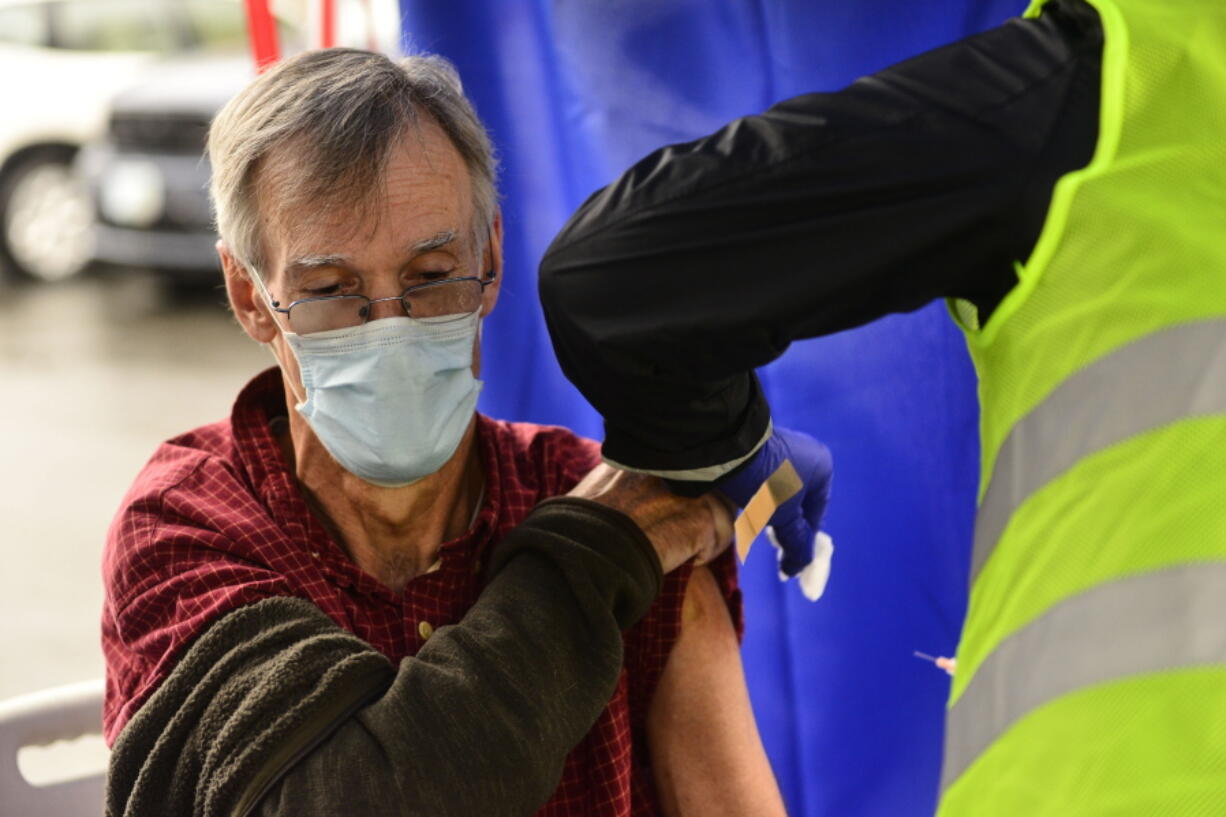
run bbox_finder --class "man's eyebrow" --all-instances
[279,232,458,283]
[282,254,352,283]
[410,230,458,255]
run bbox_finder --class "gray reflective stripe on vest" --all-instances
[941,560,1226,792]
[971,319,1226,583]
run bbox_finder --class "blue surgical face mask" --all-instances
[283,312,483,487]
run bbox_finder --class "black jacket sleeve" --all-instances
[538,0,1102,477]
[104,498,663,817]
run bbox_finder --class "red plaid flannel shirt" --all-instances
[102,367,741,816]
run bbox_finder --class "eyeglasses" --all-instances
[269,273,496,335]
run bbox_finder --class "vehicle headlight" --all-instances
[100,160,165,228]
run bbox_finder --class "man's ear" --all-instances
[219,241,279,344]
[480,211,504,318]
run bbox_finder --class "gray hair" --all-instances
[207,49,499,276]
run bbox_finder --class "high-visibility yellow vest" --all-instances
[941,0,1226,813]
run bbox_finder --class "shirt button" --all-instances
[310,551,320,559]
[418,620,434,640]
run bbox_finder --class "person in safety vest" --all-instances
[539,0,1226,813]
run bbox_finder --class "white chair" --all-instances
[0,679,107,817]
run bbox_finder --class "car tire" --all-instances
[0,147,95,283]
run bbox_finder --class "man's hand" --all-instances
[569,464,734,573]
[717,426,833,578]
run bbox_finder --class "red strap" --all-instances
[320,0,337,48]
[244,0,281,72]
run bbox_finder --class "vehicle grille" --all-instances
[110,113,211,155]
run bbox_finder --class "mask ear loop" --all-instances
[481,224,498,283]
[244,265,308,393]
[249,266,276,304]
[246,266,295,332]
[476,226,496,344]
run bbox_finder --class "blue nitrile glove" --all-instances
[716,426,833,578]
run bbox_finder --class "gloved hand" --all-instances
[716,426,833,582]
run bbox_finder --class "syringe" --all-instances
[913,650,956,676]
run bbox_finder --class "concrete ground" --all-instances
[0,269,269,704]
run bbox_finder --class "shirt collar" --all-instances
[229,366,505,587]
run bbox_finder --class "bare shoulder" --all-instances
[680,565,731,630]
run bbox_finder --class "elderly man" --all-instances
[101,49,783,817]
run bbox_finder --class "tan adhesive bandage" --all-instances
[733,459,803,562]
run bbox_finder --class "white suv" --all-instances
[0,0,247,282]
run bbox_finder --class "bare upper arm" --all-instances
[646,565,787,817]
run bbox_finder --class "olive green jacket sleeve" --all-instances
[105,498,662,817]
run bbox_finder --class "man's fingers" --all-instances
[568,463,733,573]
[710,492,736,549]
[693,492,735,565]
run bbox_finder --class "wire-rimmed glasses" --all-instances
[269,274,495,335]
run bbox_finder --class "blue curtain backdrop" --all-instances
[398,2,1024,814]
